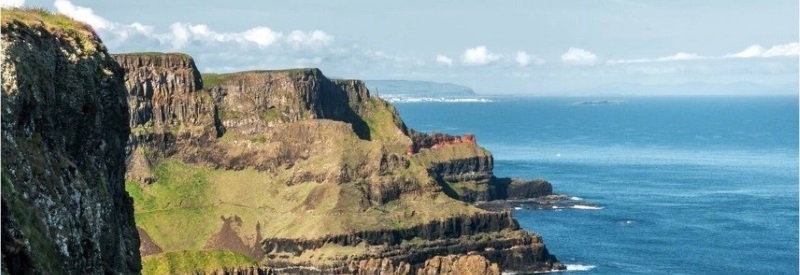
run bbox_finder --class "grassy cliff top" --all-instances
[2,8,96,38]
[113,52,193,58]
[201,69,322,87]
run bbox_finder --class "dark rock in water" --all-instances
[489,178,553,200]
[476,194,601,212]
[1,10,140,273]
[572,100,626,106]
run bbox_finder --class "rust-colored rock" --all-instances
[418,255,500,275]
[409,132,479,154]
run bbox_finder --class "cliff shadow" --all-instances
[320,80,371,141]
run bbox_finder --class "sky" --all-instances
[3,0,799,95]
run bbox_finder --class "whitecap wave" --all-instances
[514,207,523,210]
[570,196,583,201]
[571,205,603,210]
[565,264,597,271]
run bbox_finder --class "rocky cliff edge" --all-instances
[115,52,563,274]
[1,8,140,274]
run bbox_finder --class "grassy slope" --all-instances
[128,71,486,272]
[128,160,478,251]
[142,250,256,274]
[2,8,100,54]
[2,8,92,34]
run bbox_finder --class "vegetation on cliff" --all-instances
[114,51,562,274]
[1,8,140,273]
[0,8,560,275]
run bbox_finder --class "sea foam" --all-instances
[571,205,603,210]
[565,264,597,271]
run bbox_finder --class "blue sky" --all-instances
[5,0,799,94]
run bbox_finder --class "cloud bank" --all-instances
[436,54,453,66]
[561,47,598,66]
[515,51,545,67]
[607,42,798,65]
[461,46,501,65]
[52,0,334,51]
[727,42,799,58]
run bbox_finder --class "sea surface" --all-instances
[393,96,799,274]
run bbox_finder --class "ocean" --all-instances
[393,96,799,274]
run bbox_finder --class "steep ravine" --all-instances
[115,52,565,274]
[1,9,140,273]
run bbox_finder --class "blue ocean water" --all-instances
[393,97,799,274]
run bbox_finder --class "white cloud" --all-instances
[161,23,282,49]
[763,42,799,57]
[436,54,453,66]
[515,51,545,66]
[561,47,598,66]
[728,45,765,58]
[728,42,799,58]
[608,42,799,65]
[1,0,24,8]
[54,0,112,30]
[241,27,282,47]
[127,23,153,35]
[657,52,700,61]
[286,30,334,48]
[607,52,702,65]
[52,0,332,51]
[168,23,190,49]
[461,46,500,65]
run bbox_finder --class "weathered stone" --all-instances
[116,52,564,274]
[1,14,140,273]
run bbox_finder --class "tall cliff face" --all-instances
[114,53,220,184]
[1,9,140,273]
[115,52,563,274]
[115,53,218,139]
[206,69,375,140]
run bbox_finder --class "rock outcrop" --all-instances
[409,136,553,203]
[1,9,140,273]
[417,255,499,275]
[115,52,564,273]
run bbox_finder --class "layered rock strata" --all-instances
[115,52,563,274]
[1,9,140,273]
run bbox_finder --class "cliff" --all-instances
[1,8,140,273]
[115,53,564,274]
[410,131,553,203]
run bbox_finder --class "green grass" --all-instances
[259,108,281,122]
[359,98,410,153]
[126,160,210,212]
[2,7,91,33]
[201,68,323,89]
[2,7,100,53]
[411,143,491,167]
[142,250,256,274]
[114,52,192,58]
[447,181,488,196]
[200,73,236,88]
[126,160,218,251]
[127,156,482,250]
